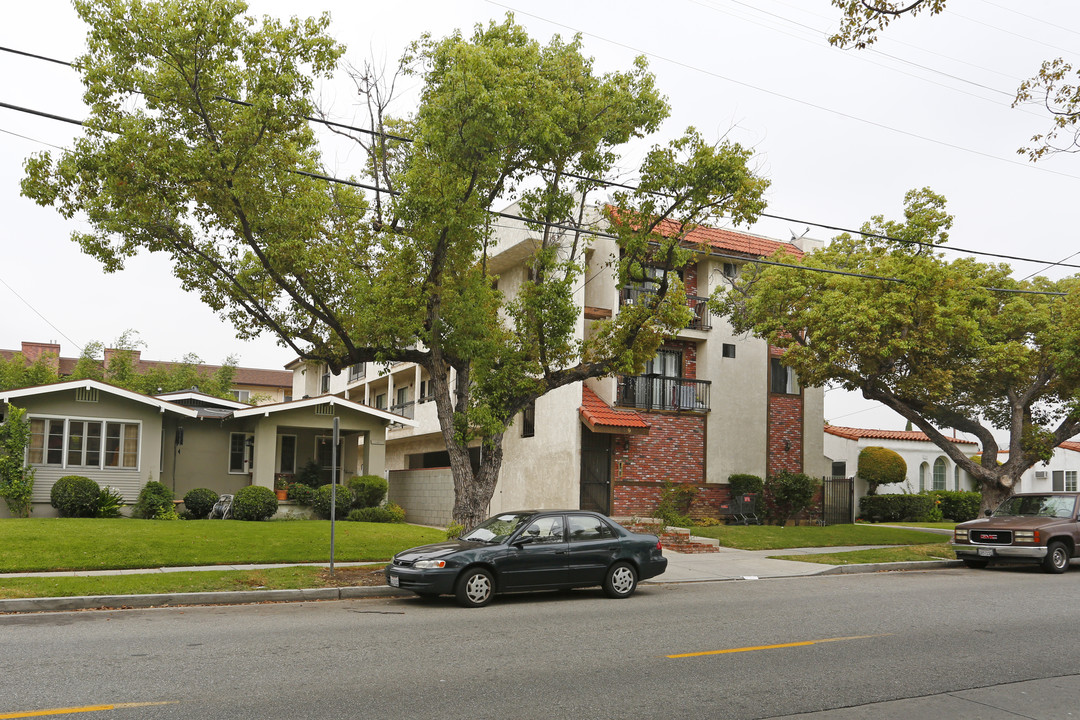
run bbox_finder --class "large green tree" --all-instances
[830,1,1080,160]
[719,188,1080,511]
[22,0,768,526]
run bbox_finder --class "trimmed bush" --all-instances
[347,502,406,523]
[765,472,819,525]
[928,490,981,522]
[232,485,278,521]
[50,475,101,518]
[133,481,176,520]
[312,483,352,520]
[728,473,765,518]
[859,494,936,522]
[183,488,219,520]
[858,446,907,495]
[287,482,315,506]
[346,474,388,509]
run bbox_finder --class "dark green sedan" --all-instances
[385,510,668,607]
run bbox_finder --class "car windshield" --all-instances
[994,495,1077,519]
[460,513,534,543]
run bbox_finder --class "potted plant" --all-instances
[274,475,290,501]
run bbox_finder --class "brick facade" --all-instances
[611,411,708,515]
[767,394,804,476]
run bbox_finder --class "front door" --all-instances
[580,428,611,515]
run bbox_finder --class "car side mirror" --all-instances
[984,509,993,516]
[513,535,536,547]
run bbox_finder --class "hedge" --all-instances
[50,475,101,518]
[859,494,936,522]
[232,485,278,521]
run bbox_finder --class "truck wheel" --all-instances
[1042,541,1070,574]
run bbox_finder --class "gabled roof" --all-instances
[230,393,418,426]
[0,379,199,418]
[154,390,250,410]
[580,386,649,435]
[825,425,977,446]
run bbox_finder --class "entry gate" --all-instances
[821,476,854,525]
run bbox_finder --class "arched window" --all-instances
[919,462,929,492]
[933,458,947,491]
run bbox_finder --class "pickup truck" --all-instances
[952,492,1080,574]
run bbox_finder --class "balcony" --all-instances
[619,288,711,331]
[615,375,711,413]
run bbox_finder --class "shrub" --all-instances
[183,488,219,520]
[298,460,324,487]
[133,481,176,520]
[50,475,101,518]
[653,482,699,527]
[765,472,819,525]
[446,522,466,540]
[859,494,936,522]
[95,486,125,518]
[347,503,406,523]
[287,482,315,506]
[695,517,721,527]
[346,474,388,509]
[927,490,981,522]
[728,473,765,518]
[232,485,278,521]
[312,483,352,520]
[858,446,907,495]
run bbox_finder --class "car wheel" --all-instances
[455,567,495,608]
[1042,541,1070,574]
[961,559,989,569]
[603,562,638,599]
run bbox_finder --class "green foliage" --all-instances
[133,481,175,520]
[20,4,770,529]
[298,461,324,487]
[182,488,220,520]
[286,482,315,505]
[345,474,388,509]
[0,404,35,517]
[720,188,1080,510]
[728,473,764,496]
[0,353,60,391]
[764,472,819,526]
[231,485,278,521]
[311,484,351,520]
[653,482,699,528]
[859,494,937,522]
[94,486,125,518]
[927,490,981,523]
[445,522,466,540]
[346,503,406,523]
[50,475,101,518]
[857,446,907,495]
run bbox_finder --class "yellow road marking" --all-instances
[0,702,179,718]
[667,633,892,659]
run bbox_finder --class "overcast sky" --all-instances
[3,0,1080,435]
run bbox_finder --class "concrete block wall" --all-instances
[387,468,454,528]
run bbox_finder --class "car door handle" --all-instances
[555,550,567,555]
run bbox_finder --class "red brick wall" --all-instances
[613,481,729,519]
[611,412,707,515]
[767,394,803,475]
[684,262,698,297]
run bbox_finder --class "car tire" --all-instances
[603,562,638,599]
[961,559,989,569]
[1042,541,1071,574]
[455,567,495,608]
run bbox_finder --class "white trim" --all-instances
[1,379,198,418]
[230,394,418,426]
[27,414,143,473]
[154,390,249,410]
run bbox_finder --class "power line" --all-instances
[0,273,82,350]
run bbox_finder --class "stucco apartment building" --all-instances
[3,341,293,405]
[290,206,828,526]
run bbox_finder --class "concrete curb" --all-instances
[819,559,964,575]
[0,585,413,614]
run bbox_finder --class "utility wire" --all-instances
[0,273,82,350]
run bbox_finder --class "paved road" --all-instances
[2,565,1078,719]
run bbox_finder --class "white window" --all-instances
[28,417,139,470]
[770,358,800,395]
[229,432,254,474]
[1067,471,1078,492]
[932,458,947,491]
[231,389,251,403]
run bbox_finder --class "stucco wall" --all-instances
[388,468,454,527]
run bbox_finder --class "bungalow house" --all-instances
[823,425,979,508]
[0,379,414,518]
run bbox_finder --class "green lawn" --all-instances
[687,523,946,551]
[770,543,957,565]
[0,518,445,573]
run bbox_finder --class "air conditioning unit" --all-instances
[1035,471,1049,480]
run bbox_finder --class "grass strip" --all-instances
[769,543,956,565]
[0,518,444,573]
[0,565,388,599]
[687,523,946,550]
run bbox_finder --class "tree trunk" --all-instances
[979,479,1013,516]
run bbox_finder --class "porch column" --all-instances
[363,429,386,478]
[252,420,277,490]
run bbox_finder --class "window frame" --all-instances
[229,432,254,474]
[27,415,141,471]
[769,358,800,395]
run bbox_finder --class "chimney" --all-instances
[103,347,142,372]
[20,342,61,372]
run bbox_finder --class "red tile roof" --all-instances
[825,425,978,446]
[606,206,803,260]
[580,386,649,433]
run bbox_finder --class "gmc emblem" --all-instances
[979,533,998,540]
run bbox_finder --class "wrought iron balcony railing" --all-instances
[619,287,711,330]
[615,374,711,413]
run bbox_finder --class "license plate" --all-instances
[388,574,400,587]
[978,547,993,557]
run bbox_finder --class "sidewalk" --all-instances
[0,546,961,614]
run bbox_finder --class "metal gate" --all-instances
[821,476,854,525]
[580,429,612,515]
